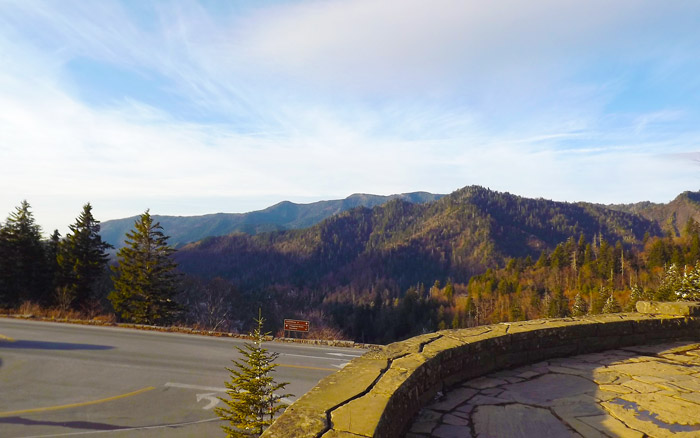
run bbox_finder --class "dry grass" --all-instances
[12,301,115,322]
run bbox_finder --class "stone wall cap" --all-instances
[636,301,700,316]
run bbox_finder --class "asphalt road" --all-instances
[0,318,366,438]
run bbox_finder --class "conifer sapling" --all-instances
[216,311,292,437]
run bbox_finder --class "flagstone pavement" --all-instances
[408,341,700,437]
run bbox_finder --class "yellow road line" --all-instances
[0,386,156,417]
[278,363,337,372]
[0,334,15,342]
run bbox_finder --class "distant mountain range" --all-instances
[101,185,700,343]
[605,190,700,236]
[99,192,444,249]
[172,186,699,293]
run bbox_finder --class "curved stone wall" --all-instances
[263,302,700,438]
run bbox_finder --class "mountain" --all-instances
[170,185,700,343]
[174,186,661,293]
[606,191,700,237]
[99,192,443,248]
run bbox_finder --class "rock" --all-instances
[577,414,644,438]
[431,387,478,411]
[442,413,469,426]
[472,404,579,437]
[499,373,595,406]
[432,424,469,438]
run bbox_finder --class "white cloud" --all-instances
[236,0,687,93]
[1,0,700,235]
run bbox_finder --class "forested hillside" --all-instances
[174,186,674,342]
[607,191,700,237]
[175,186,659,289]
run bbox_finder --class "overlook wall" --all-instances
[263,302,700,438]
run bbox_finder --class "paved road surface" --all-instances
[0,318,366,438]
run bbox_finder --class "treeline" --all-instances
[0,201,269,332]
[0,201,112,314]
[0,202,189,326]
[320,220,700,343]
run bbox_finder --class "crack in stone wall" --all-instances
[418,335,443,353]
[320,354,405,438]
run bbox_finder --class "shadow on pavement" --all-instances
[0,416,122,430]
[0,340,114,350]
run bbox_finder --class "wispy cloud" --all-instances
[1,0,700,233]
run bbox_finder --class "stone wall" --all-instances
[262,302,700,438]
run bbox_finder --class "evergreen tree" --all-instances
[590,286,611,314]
[627,284,650,311]
[542,293,552,317]
[109,210,180,325]
[678,262,700,301]
[656,264,681,301]
[0,201,49,306]
[549,244,567,270]
[602,292,621,314]
[544,288,568,318]
[58,203,112,309]
[572,292,588,317]
[444,280,454,302]
[216,311,292,437]
[46,229,62,288]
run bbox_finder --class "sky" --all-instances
[2,0,700,235]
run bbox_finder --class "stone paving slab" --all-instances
[409,342,700,437]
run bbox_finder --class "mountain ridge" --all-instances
[99,191,443,248]
[174,185,664,292]
[168,185,700,343]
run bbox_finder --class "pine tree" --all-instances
[678,261,700,301]
[58,203,112,309]
[542,293,552,317]
[216,311,292,437]
[590,286,611,314]
[627,284,649,311]
[46,229,62,288]
[656,264,682,301]
[572,292,588,317]
[0,200,49,306]
[109,210,180,325]
[602,292,621,314]
[444,280,454,302]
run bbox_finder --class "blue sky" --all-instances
[1,0,700,235]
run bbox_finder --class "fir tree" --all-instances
[590,286,611,314]
[58,203,112,309]
[46,229,62,289]
[444,280,454,302]
[656,264,681,301]
[627,284,649,311]
[678,261,700,301]
[602,292,621,314]
[109,210,180,325]
[0,200,49,306]
[216,311,292,437]
[541,293,552,317]
[571,292,588,317]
